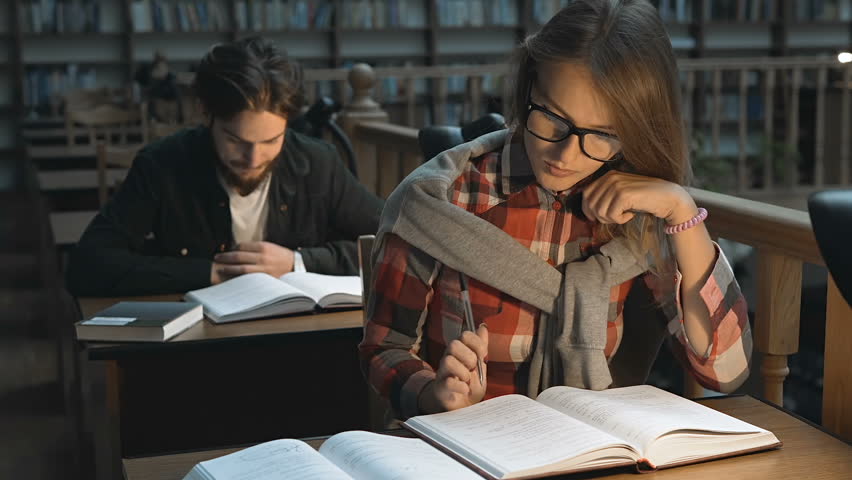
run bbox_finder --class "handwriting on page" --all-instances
[199,439,350,480]
[537,385,762,452]
[411,395,627,474]
[319,431,481,480]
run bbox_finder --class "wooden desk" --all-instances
[77,295,367,479]
[122,395,852,480]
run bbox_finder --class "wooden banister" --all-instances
[688,188,823,266]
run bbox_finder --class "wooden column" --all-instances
[823,275,852,442]
[338,63,389,195]
[754,250,802,406]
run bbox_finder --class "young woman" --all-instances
[360,0,751,419]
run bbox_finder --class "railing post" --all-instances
[823,275,852,441]
[755,250,802,407]
[338,63,390,194]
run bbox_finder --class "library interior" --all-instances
[1,0,851,479]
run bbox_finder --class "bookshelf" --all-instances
[3,0,852,151]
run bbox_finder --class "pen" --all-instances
[458,272,485,386]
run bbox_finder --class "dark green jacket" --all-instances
[66,126,383,296]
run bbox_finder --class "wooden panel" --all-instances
[376,146,400,198]
[822,276,852,442]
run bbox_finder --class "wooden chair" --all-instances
[95,143,144,207]
[66,103,142,148]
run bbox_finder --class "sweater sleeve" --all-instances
[643,243,752,393]
[358,234,442,419]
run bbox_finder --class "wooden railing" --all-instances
[338,85,852,441]
[323,57,852,201]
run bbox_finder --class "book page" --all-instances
[404,394,636,479]
[186,439,351,480]
[319,430,481,480]
[536,385,767,454]
[185,273,308,317]
[279,272,362,307]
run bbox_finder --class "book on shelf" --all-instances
[75,301,203,342]
[184,272,362,323]
[182,385,780,480]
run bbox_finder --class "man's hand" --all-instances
[418,324,489,414]
[210,241,296,284]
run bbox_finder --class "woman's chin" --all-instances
[538,174,579,193]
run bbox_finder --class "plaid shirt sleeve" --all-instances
[359,233,441,419]
[644,242,752,393]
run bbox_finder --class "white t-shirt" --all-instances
[217,171,306,272]
[220,171,272,245]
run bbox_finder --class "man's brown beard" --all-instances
[217,155,279,196]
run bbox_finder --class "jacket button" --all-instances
[547,258,556,266]
[552,201,562,211]
[219,244,226,252]
[180,248,188,256]
[280,204,288,212]
[218,201,226,208]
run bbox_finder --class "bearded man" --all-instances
[67,37,383,296]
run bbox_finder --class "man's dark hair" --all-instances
[193,36,305,120]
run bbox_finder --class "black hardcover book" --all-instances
[75,301,203,342]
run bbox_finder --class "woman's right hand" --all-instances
[418,324,489,414]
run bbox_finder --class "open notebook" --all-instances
[403,385,781,479]
[182,385,780,480]
[185,272,361,323]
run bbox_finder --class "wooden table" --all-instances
[78,295,367,479]
[122,395,852,480]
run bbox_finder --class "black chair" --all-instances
[290,97,359,179]
[808,190,852,306]
[417,113,506,162]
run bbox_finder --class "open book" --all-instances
[403,385,781,479]
[183,386,779,480]
[184,272,361,323]
[182,430,482,480]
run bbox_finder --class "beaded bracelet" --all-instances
[664,207,708,235]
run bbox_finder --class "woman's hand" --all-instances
[418,324,488,414]
[581,171,698,225]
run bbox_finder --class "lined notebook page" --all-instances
[279,272,362,305]
[405,394,630,479]
[186,273,305,317]
[186,439,350,480]
[319,431,481,480]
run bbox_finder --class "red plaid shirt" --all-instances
[360,138,751,419]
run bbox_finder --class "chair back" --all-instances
[808,190,852,306]
[95,143,144,206]
[66,103,142,147]
[417,113,506,161]
[358,234,376,319]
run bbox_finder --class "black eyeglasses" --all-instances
[525,95,622,163]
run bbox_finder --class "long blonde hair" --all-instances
[507,0,689,276]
